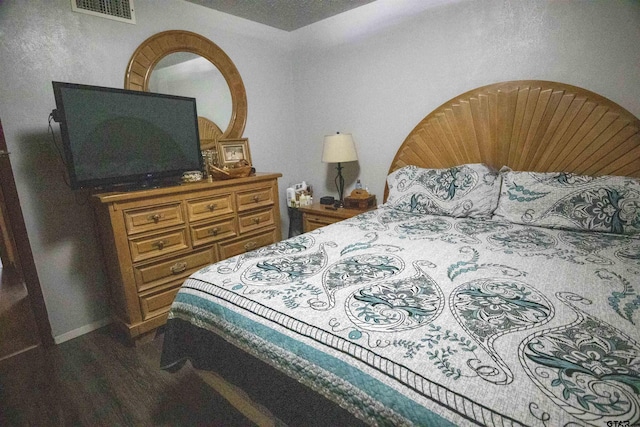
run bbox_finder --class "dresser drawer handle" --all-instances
[207,203,217,211]
[153,240,166,250]
[148,213,164,223]
[244,241,257,251]
[209,227,220,236]
[252,217,260,225]
[170,261,187,274]
[253,195,260,203]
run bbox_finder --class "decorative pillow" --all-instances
[493,168,640,235]
[385,164,501,218]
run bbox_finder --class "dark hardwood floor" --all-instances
[0,325,257,427]
[0,308,368,427]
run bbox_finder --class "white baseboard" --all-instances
[0,344,39,363]
[54,316,113,344]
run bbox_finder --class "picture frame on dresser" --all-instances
[218,138,252,166]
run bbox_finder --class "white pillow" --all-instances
[493,168,640,235]
[385,164,501,218]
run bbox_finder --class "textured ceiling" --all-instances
[185,0,377,31]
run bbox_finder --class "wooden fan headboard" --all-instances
[198,116,223,150]
[385,80,640,200]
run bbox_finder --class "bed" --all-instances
[160,80,640,426]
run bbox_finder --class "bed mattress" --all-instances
[161,205,640,426]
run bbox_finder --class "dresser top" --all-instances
[92,172,282,204]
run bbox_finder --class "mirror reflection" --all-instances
[149,52,232,133]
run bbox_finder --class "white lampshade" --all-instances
[322,133,358,163]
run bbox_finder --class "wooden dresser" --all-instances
[92,173,282,342]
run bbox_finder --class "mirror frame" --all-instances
[124,30,247,140]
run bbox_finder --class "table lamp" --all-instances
[322,132,358,207]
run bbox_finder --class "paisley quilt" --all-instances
[161,205,640,427]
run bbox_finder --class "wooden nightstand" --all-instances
[299,203,373,232]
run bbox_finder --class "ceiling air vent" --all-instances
[71,0,136,24]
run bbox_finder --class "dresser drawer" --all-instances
[238,207,275,234]
[128,228,189,263]
[139,283,181,320]
[303,213,341,232]
[124,202,184,235]
[218,228,278,259]
[133,248,216,292]
[191,217,238,246]
[186,193,234,222]
[236,186,274,212]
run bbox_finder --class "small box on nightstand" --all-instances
[343,189,376,210]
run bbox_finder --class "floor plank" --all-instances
[0,325,256,426]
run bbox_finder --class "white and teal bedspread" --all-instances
[161,205,640,426]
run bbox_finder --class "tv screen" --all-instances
[52,81,202,190]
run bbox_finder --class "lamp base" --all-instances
[334,162,346,209]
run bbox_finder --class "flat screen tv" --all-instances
[51,81,202,191]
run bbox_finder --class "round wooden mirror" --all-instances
[124,30,247,143]
[149,52,232,136]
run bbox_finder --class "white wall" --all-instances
[0,0,295,341]
[1,0,639,341]
[289,0,640,202]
